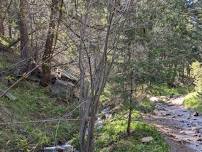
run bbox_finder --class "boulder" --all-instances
[193,112,199,117]
[141,136,153,143]
[50,79,74,99]
[95,117,103,129]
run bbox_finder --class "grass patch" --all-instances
[0,81,79,151]
[149,83,192,96]
[183,92,202,112]
[95,111,169,152]
[0,57,11,69]
[136,97,155,113]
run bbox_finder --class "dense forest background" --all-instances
[0,0,202,152]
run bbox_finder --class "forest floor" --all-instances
[144,96,202,152]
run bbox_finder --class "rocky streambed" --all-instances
[145,96,202,152]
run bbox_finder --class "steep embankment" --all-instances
[0,80,79,151]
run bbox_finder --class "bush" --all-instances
[191,61,202,92]
[184,92,202,112]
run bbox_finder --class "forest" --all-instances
[0,0,202,152]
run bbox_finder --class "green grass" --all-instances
[95,111,169,152]
[183,92,202,112]
[136,98,155,113]
[0,57,10,69]
[0,81,79,151]
[149,83,192,96]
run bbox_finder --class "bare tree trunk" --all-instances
[19,0,29,60]
[0,16,4,36]
[127,68,133,135]
[41,0,61,86]
[8,24,12,38]
[126,41,134,136]
[79,12,114,152]
[78,1,131,151]
[0,0,5,36]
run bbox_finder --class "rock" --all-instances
[95,118,103,129]
[60,69,78,84]
[177,114,183,117]
[149,97,159,102]
[180,131,185,134]
[50,79,74,99]
[192,127,202,133]
[44,143,73,152]
[141,136,153,143]
[101,107,112,119]
[198,129,202,134]
[193,112,199,117]
[162,112,171,116]
[196,138,202,141]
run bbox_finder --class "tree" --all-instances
[41,0,62,86]
[76,1,132,151]
[19,0,30,60]
[0,1,5,36]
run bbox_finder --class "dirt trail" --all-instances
[144,96,202,152]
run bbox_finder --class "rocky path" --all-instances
[144,96,202,152]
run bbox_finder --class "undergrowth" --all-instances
[184,92,202,113]
[0,81,79,151]
[95,111,169,152]
[149,83,192,96]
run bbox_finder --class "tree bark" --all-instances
[19,0,29,60]
[127,69,133,135]
[0,0,5,36]
[0,16,4,36]
[41,0,61,86]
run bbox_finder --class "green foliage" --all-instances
[136,98,155,113]
[184,92,202,112]
[100,84,113,103]
[191,61,202,92]
[149,83,191,96]
[96,111,168,152]
[0,81,79,151]
[15,136,29,152]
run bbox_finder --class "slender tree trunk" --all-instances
[0,16,4,36]
[127,71,133,135]
[8,24,12,38]
[19,0,29,60]
[0,1,5,36]
[127,50,133,136]
[41,0,61,86]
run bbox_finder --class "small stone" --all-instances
[141,137,153,143]
[198,129,202,134]
[180,131,185,134]
[193,112,199,117]
[197,138,202,141]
